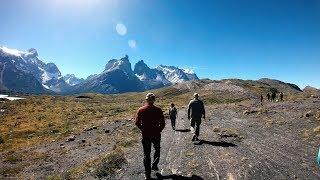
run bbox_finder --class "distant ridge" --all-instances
[0,46,199,94]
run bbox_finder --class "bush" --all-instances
[94,147,127,178]
[313,126,320,135]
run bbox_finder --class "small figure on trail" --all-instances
[188,93,205,142]
[260,94,264,105]
[271,92,276,102]
[279,92,284,101]
[135,93,165,179]
[169,103,177,130]
[267,93,271,101]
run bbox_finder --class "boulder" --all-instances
[66,135,76,142]
[84,127,92,131]
[305,110,313,118]
[243,110,258,115]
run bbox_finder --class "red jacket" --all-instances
[135,103,165,138]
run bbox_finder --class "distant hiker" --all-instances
[271,92,276,102]
[279,92,284,101]
[267,93,271,101]
[260,94,264,105]
[188,93,205,142]
[135,93,165,179]
[169,103,177,130]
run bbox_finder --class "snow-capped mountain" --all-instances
[183,68,199,80]
[63,74,84,86]
[156,65,199,83]
[71,55,144,94]
[134,60,171,89]
[1,46,200,94]
[0,60,46,94]
[0,46,70,93]
[104,55,133,73]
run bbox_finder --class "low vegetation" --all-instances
[0,80,253,153]
[0,94,143,152]
[66,146,126,179]
[2,79,319,178]
[213,126,244,142]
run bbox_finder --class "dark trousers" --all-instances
[170,117,176,129]
[142,137,161,175]
[190,118,201,137]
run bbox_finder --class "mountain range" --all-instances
[0,46,198,94]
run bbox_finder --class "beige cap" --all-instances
[146,93,156,100]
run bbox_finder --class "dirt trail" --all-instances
[119,101,320,179]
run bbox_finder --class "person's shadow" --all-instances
[174,129,191,132]
[194,140,237,147]
[154,173,204,180]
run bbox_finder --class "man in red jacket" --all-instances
[135,93,165,179]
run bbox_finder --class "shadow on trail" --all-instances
[174,129,191,132]
[194,140,237,147]
[155,173,204,180]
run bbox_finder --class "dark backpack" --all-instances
[170,107,177,117]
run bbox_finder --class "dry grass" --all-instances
[66,146,126,179]
[0,94,143,152]
[185,151,194,157]
[0,81,251,153]
[301,129,310,139]
[0,164,24,177]
[46,174,63,180]
[187,159,198,169]
[313,126,320,135]
[213,127,244,142]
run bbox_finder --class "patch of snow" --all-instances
[105,60,124,72]
[170,73,184,83]
[158,66,175,73]
[42,84,50,89]
[0,46,24,57]
[38,66,59,83]
[0,94,25,101]
[65,78,71,84]
[155,74,171,85]
[183,68,194,74]
[135,73,146,81]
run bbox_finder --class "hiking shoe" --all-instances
[152,165,159,171]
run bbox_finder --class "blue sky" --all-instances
[1,0,320,88]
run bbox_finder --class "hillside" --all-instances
[0,79,319,179]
